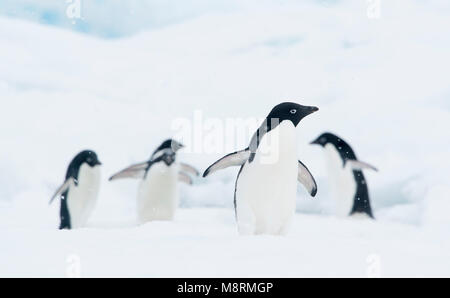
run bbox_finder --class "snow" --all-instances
[1,208,449,277]
[1,0,450,277]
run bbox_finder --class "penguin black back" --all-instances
[311,133,374,218]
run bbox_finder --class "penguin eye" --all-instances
[290,109,297,115]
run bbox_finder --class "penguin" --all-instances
[49,150,102,230]
[109,139,199,223]
[203,102,319,235]
[310,132,377,219]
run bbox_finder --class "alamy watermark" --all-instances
[171,110,283,164]
[66,0,82,23]
[366,253,382,278]
[66,254,81,278]
[367,0,381,19]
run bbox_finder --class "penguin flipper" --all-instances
[203,149,250,177]
[346,160,378,172]
[178,172,193,185]
[297,160,318,197]
[180,163,200,177]
[109,161,150,181]
[49,178,75,205]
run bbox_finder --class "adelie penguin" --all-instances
[109,139,199,223]
[311,132,378,219]
[203,102,319,235]
[49,150,102,230]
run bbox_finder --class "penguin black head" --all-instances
[311,132,357,161]
[266,102,319,128]
[246,102,319,162]
[152,139,184,156]
[151,139,184,166]
[66,150,101,180]
[310,132,336,147]
[72,150,101,167]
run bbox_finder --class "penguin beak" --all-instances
[303,106,319,116]
[96,161,102,166]
[310,139,319,145]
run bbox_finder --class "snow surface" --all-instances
[1,0,450,277]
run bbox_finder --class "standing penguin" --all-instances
[203,102,319,235]
[311,132,377,219]
[109,139,199,223]
[49,150,102,230]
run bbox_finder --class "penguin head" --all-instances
[310,132,336,147]
[77,150,102,168]
[66,150,101,180]
[311,132,357,161]
[151,139,184,166]
[152,139,184,156]
[266,102,319,128]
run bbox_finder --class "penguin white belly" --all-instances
[324,144,356,217]
[67,164,101,229]
[236,121,298,235]
[137,162,179,223]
